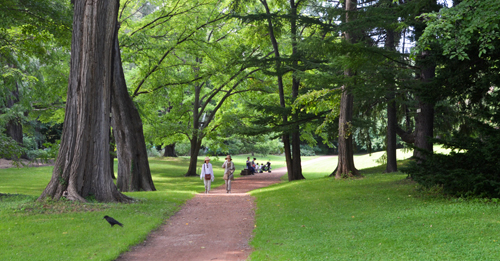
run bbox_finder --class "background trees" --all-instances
[2,0,498,198]
[403,0,500,197]
[0,0,72,160]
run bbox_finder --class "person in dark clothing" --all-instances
[246,157,255,175]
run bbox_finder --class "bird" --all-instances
[103,215,123,227]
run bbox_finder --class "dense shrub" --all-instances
[402,127,500,198]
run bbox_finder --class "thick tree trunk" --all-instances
[111,25,155,192]
[38,0,130,203]
[335,0,360,178]
[185,137,202,176]
[386,95,398,172]
[109,129,116,179]
[283,134,293,180]
[411,50,435,161]
[289,0,305,181]
[336,89,359,178]
[414,99,434,160]
[163,143,177,157]
[385,28,397,173]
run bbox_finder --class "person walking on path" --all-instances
[222,155,235,193]
[200,157,214,194]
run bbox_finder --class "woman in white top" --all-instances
[200,156,214,194]
[222,154,235,193]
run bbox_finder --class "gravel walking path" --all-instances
[116,156,334,261]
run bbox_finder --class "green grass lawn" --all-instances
[2,148,496,260]
[248,151,500,260]
[0,156,228,261]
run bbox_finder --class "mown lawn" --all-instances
[249,152,500,260]
[0,156,228,261]
[2,148,491,261]
[0,153,297,261]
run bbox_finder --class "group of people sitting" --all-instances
[246,157,271,175]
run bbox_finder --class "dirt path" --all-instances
[116,156,334,261]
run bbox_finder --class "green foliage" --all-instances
[418,0,500,60]
[0,132,25,159]
[403,126,500,198]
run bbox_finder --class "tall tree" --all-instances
[111,24,155,192]
[39,0,131,202]
[289,0,305,180]
[335,0,360,178]
[259,0,294,178]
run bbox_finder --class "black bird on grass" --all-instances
[103,215,123,227]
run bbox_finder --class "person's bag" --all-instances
[229,168,234,180]
[205,173,211,180]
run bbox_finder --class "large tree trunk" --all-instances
[111,25,155,192]
[335,0,360,178]
[289,0,305,181]
[414,99,434,160]
[185,137,202,176]
[336,89,359,178]
[385,28,398,173]
[109,129,116,179]
[386,94,398,172]
[414,51,435,160]
[163,143,177,157]
[38,0,130,203]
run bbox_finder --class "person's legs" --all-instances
[227,179,231,192]
[207,180,211,192]
[204,179,208,193]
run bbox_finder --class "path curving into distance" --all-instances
[116,156,334,261]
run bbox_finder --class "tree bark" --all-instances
[414,51,435,160]
[111,24,155,192]
[109,129,116,179]
[38,0,131,203]
[185,79,203,177]
[186,137,202,176]
[289,0,304,180]
[385,28,397,173]
[335,0,360,178]
[386,94,398,172]
[336,87,359,178]
[163,143,177,157]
